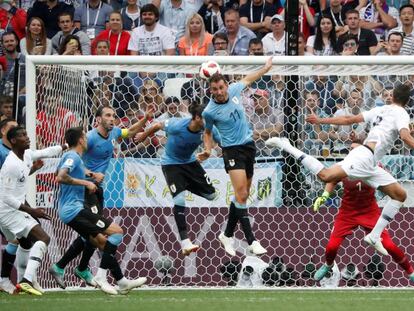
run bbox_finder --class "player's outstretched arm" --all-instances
[240,57,273,87]
[57,168,97,193]
[134,122,164,143]
[125,106,155,139]
[400,128,414,149]
[197,129,213,162]
[30,143,68,161]
[313,182,337,212]
[306,113,364,126]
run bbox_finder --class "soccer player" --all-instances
[137,103,220,256]
[312,177,414,282]
[266,84,414,255]
[49,106,152,289]
[56,127,147,295]
[0,126,66,295]
[197,57,273,256]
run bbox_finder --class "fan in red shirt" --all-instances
[313,173,414,282]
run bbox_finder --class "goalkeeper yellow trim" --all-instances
[121,129,129,139]
[321,190,330,198]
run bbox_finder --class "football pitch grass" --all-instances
[2,289,414,311]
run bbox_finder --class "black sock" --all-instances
[173,205,188,240]
[100,241,123,281]
[56,236,84,269]
[77,242,96,271]
[224,202,238,237]
[237,208,255,245]
[1,250,16,278]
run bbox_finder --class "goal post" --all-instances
[24,55,414,288]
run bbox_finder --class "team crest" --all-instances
[229,159,235,167]
[90,205,98,214]
[170,184,177,194]
[96,220,105,228]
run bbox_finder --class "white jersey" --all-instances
[362,104,410,161]
[0,146,62,217]
[127,23,175,55]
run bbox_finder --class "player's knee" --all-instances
[235,190,249,202]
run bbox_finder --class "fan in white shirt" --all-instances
[266,84,414,256]
[0,126,65,295]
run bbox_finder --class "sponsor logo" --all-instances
[170,184,176,194]
[232,97,239,105]
[229,159,235,167]
[90,205,98,214]
[64,158,74,167]
[19,175,25,183]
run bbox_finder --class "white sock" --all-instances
[301,156,325,175]
[96,268,107,279]
[370,199,403,240]
[16,246,30,283]
[282,143,325,175]
[23,241,47,283]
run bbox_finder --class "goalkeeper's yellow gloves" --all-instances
[313,190,330,212]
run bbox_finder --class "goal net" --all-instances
[20,56,414,288]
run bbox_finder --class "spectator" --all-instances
[28,0,75,39]
[91,11,131,55]
[339,33,359,55]
[217,8,256,55]
[0,1,26,40]
[58,34,82,55]
[209,32,229,55]
[0,96,13,121]
[153,0,193,44]
[248,89,283,156]
[389,4,414,55]
[239,0,279,39]
[0,31,25,97]
[359,0,398,40]
[261,14,285,56]
[20,17,53,55]
[74,0,113,40]
[277,0,315,40]
[306,14,337,55]
[128,4,175,55]
[120,0,142,31]
[52,12,90,55]
[321,0,347,36]
[138,79,164,115]
[373,31,403,55]
[298,32,307,55]
[198,0,225,35]
[375,85,393,106]
[337,9,378,55]
[305,75,338,114]
[95,39,110,55]
[329,88,369,155]
[178,13,213,56]
[299,90,330,156]
[248,37,264,55]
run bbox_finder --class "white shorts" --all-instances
[338,145,396,189]
[0,210,39,242]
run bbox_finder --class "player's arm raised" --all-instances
[123,106,155,139]
[197,128,213,162]
[30,143,68,161]
[135,121,164,143]
[57,168,97,193]
[306,113,364,126]
[399,128,414,149]
[240,57,273,87]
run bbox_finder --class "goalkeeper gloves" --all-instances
[313,190,330,212]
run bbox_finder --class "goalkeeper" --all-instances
[313,172,414,282]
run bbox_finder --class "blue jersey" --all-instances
[161,117,220,165]
[203,82,253,147]
[82,127,122,174]
[57,151,86,224]
[0,143,11,169]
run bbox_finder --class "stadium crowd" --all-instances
[1,0,414,160]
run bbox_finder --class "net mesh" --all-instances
[19,61,414,288]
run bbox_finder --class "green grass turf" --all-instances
[2,289,414,311]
